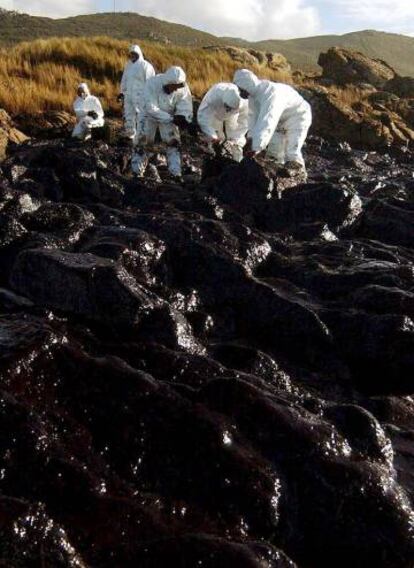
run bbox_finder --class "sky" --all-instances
[0,0,413,40]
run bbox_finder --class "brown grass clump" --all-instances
[0,36,292,117]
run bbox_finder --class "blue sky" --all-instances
[1,0,413,39]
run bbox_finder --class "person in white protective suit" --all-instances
[197,82,249,162]
[233,69,312,174]
[72,83,105,141]
[118,44,156,139]
[132,66,193,179]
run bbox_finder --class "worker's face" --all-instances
[163,83,185,95]
[224,103,235,112]
[78,88,88,99]
[238,88,250,100]
[130,52,139,62]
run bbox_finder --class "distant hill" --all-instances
[244,30,414,77]
[1,9,414,77]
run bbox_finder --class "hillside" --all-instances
[248,30,414,77]
[1,9,414,76]
[0,9,222,47]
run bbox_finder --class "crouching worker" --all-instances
[72,83,105,141]
[132,66,193,180]
[197,82,248,162]
[233,69,312,176]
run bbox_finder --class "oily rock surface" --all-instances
[0,135,413,567]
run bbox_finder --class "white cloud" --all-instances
[333,0,414,31]
[1,0,94,17]
[0,0,321,39]
[133,0,320,40]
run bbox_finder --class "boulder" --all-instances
[0,108,29,161]
[301,86,414,148]
[203,45,291,76]
[14,110,75,138]
[385,76,414,99]
[318,47,395,88]
[10,249,163,326]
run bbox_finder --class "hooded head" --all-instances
[162,66,187,94]
[233,69,260,98]
[129,44,143,61]
[162,66,187,86]
[221,85,241,111]
[78,82,90,99]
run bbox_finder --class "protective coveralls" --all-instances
[233,69,312,168]
[72,83,105,140]
[197,82,249,162]
[120,45,156,139]
[132,66,193,178]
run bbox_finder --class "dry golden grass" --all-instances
[0,36,292,117]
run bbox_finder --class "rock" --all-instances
[265,183,362,234]
[134,535,297,567]
[385,75,414,99]
[0,109,29,161]
[352,198,414,247]
[0,136,414,566]
[324,310,414,394]
[13,110,75,138]
[301,86,414,148]
[318,47,396,88]
[203,45,292,76]
[9,249,162,326]
[80,225,168,287]
[210,157,275,222]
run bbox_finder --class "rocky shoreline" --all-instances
[0,130,413,566]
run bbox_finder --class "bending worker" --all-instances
[233,69,312,175]
[197,82,248,162]
[132,66,193,180]
[118,44,155,140]
[72,83,104,141]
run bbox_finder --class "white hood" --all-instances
[221,84,241,110]
[162,66,187,86]
[129,44,143,59]
[233,69,260,96]
[78,82,90,96]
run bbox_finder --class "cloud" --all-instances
[0,0,321,39]
[131,0,320,40]
[2,0,94,18]
[328,0,414,33]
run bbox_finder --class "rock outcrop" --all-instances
[204,45,292,76]
[385,75,414,99]
[301,85,414,148]
[318,47,396,88]
[0,109,29,161]
[0,134,414,566]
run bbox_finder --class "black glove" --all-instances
[186,123,199,137]
[117,93,125,103]
[173,115,190,129]
[88,111,99,120]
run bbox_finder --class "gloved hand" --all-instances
[243,138,258,158]
[88,111,99,120]
[173,115,190,129]
[117,93,125,103]
[186,123,199,137]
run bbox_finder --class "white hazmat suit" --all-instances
[233,69,312,167]
[120,45,156,139]
[197,82,249,162]
[72,83,105,141]
[132,66,193,178]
